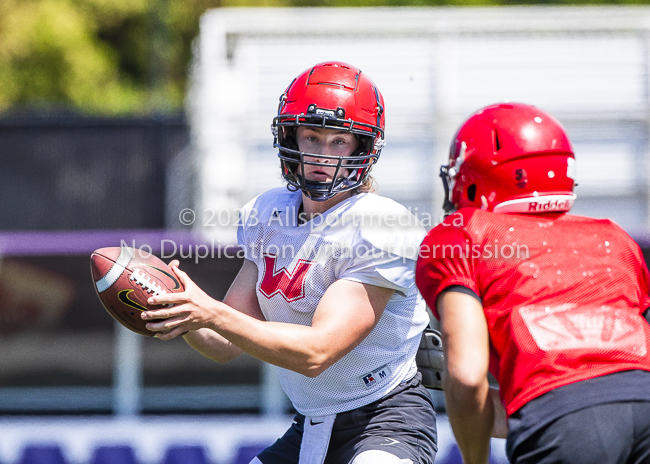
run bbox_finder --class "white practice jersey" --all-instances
[237,188,429,417]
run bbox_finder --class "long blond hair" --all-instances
[354,173,376,195]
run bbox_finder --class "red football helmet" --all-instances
[441,103,577,214]
[272,62,385,201]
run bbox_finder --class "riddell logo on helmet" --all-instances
[528,199,572,212]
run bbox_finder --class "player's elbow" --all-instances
[293,335,348,377]
[301,367,324,378]
[444,365,488,402]
[297,351,336,378]
[444,376,484,403]
[189,340,242,364]
[299,359,330,378]
[203,350,240,364]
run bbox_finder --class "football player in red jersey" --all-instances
[415,102,650,464]
[142,62,437,464]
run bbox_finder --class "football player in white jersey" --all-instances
[142,62,437,464]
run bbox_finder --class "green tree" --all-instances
[0,0,223,114]
[2,0,650,115]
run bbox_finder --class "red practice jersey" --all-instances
[416,208,650,416]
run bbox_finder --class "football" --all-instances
[90,246,184,336]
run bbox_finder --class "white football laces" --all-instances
[130,268,167,296]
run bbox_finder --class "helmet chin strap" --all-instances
[439,165,455,214]
[302,180,334,201]
[300,173,357,202]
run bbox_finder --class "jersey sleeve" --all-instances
[339,252,417,296]
[439,284,481,302]
[415,222,479,319]
[236,219,248,259]
[236,194,261,260]
[338,202,426,296]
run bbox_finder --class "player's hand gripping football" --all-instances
[141,260,218,340]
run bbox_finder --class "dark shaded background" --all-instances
[0,115,262,413]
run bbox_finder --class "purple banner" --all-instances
[0,230,238,257]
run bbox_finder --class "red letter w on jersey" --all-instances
[259,254,316,302]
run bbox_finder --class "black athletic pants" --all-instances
[258,374,437,464]
[511,401,650,464]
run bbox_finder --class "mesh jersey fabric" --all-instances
[415,207,650,416]
[238,188,429,416]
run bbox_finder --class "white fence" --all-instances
[187,6,650,240]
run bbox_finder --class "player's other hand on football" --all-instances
[142,260,217,340]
